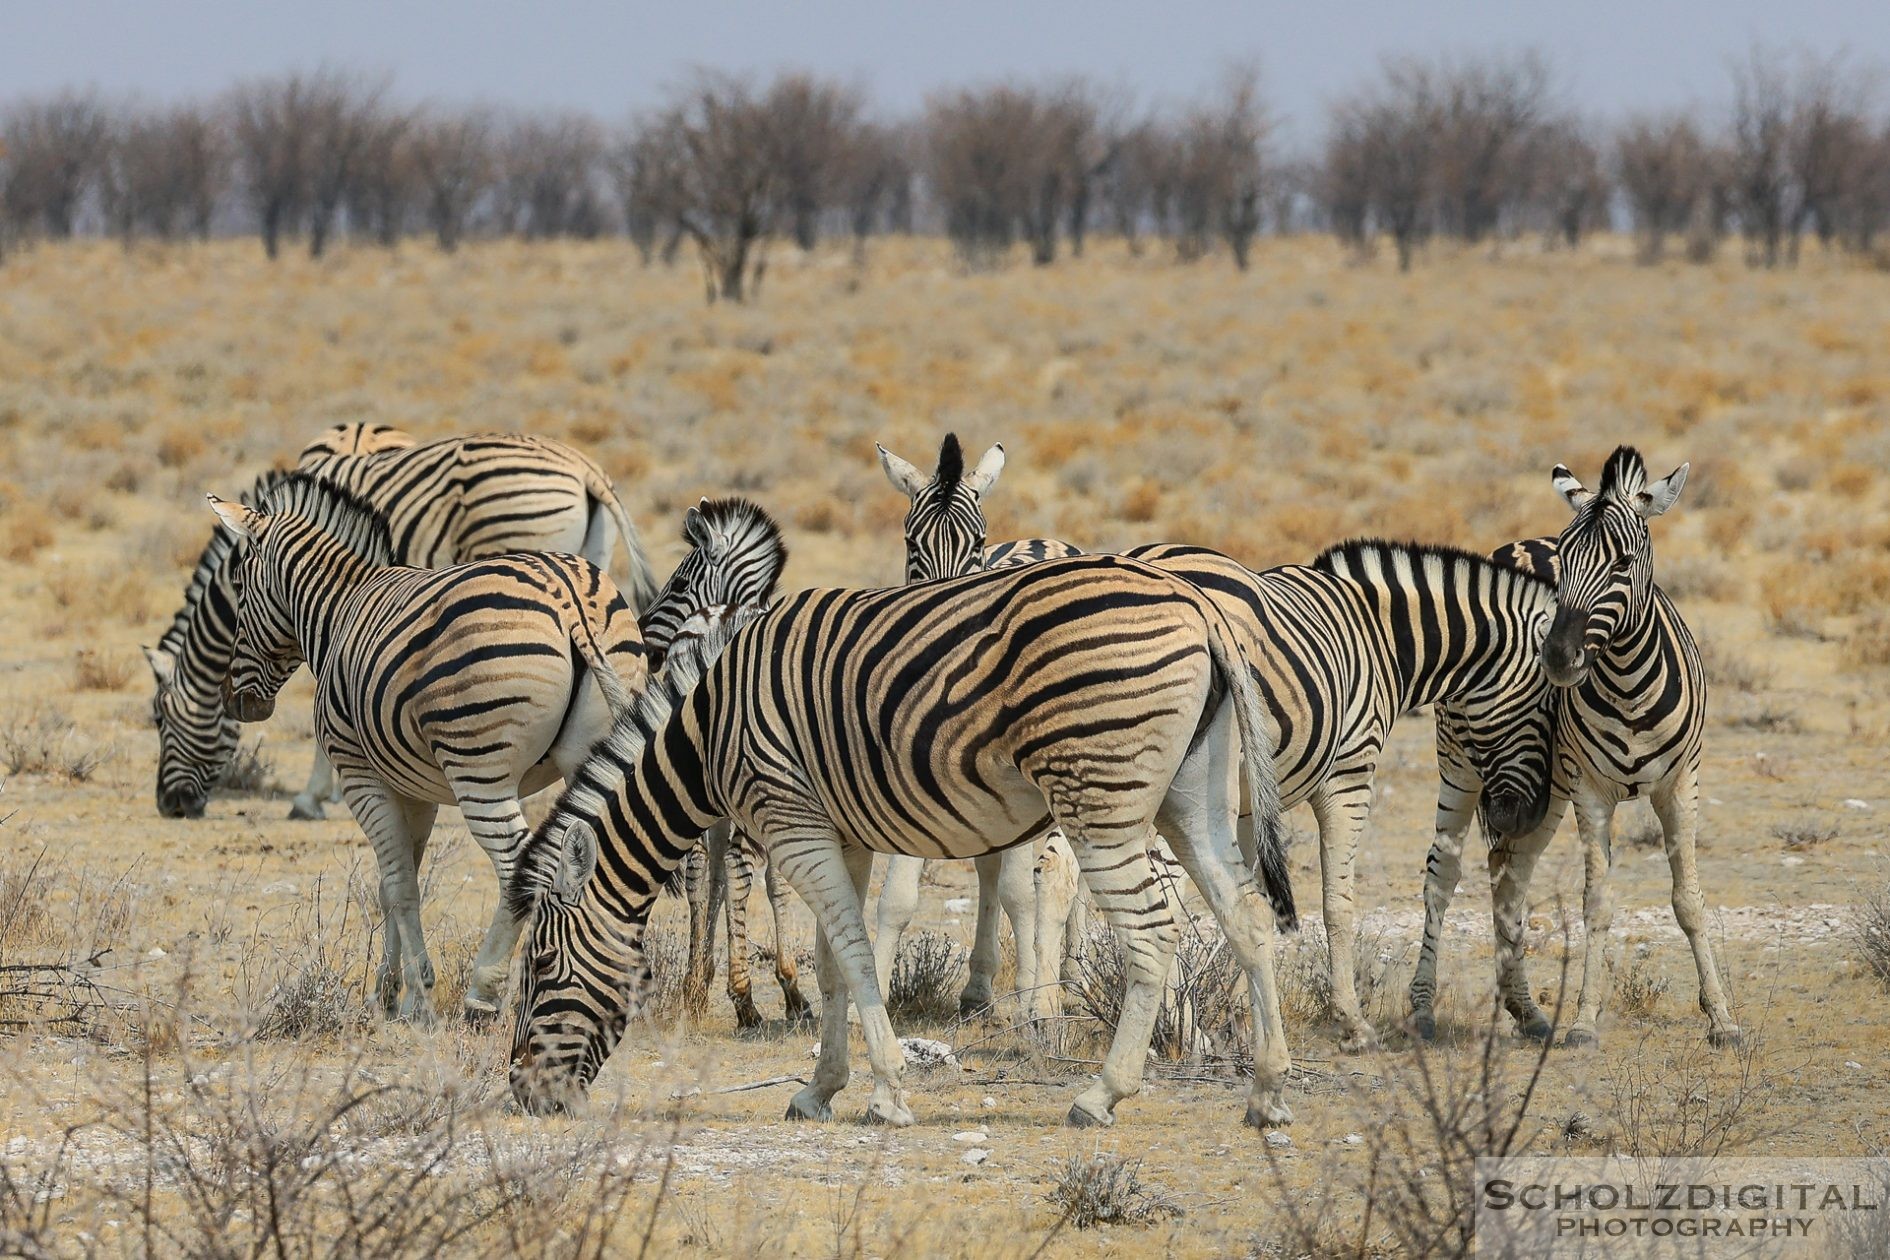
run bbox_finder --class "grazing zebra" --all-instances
[642,499,811,1029]
[208,475,649,1025]
[1411,447,1740,1048]
[146,430,657,821]
[874,435,1049,1016]
[507,554,1299,1130]
[881,439,1559,1050]
[297,422,417,462]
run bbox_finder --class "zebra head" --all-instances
[145,643,235,819]
[1454,673,1558,840]
[1541,447,1688,687]
[638,497,786,669]
[295,422,417,465]
[877,433,1005,581]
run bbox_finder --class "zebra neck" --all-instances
[566,703,725,934]
[1584,598,1664,695]
[1377,569,1550,712]
[171,564,240,704]
[279,541,379,675]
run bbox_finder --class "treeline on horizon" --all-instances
[1,46,1886,299]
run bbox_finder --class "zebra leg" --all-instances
[1488,802,1566,1043]
[765,855,814,1023]
[456,795,536,1024]
[345,783,439,1026]
[1652,764,1741,1046]
[680,825,727,1022]
[872,854,923,995]
[722,828,762,1030]
[1062,827,1182,1128]
[1563,791,1617,1048]
[289,747,338,821]
[1031,833,1081,1026]
[997,842,1040,1016]
[1157,706,1293,1129]
[1311,783,1377,1052]
[1410,770,1479,1040]
[960,854,1004,1015]
[780,837,912,1127]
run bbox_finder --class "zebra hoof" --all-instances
[462,997,500,1027]
[1244,1097,1294,1129]
[865,1099,915,1128]
[1410,1010,1437,1042]
[731,998,763,1032]
[287,798,326,821]
[1339,1026,1377,1054]
[784,998,817,1027]
[785,1091,833,1122]
[1517,1014,1555,1044]
[1563,1026,1599,1050]
[958,993,994,1019]
[1707,1024,1744,1049]
[1065,1101,1114,1129]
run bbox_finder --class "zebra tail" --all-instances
[566,610,639,718]
[584,467,660,616]
[1206,620,1297,931]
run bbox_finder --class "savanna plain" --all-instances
[2,237,1888,1257]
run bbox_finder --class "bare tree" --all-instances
[764,74,863,250]
[1332,59,1443,271]
[658,73,781,302]
[1098,118,1161,254]
[609,115,684,264]
[408,108,493,252]
[1786,52,1878,260]
[304,72,391,257]
[1319,111,1375,255]
[1615,111,1712,263]
[1530,117,1609,249]
[837,120,912,263]
[496,111,607,240]
[226,73,316,258]
[1728,47,1796,267]
[923,85,1034,267]
[1430,51,1553,243]
[344,104,416,248]
[1,90,111,239]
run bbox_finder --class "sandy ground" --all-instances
[1,237,1888,1256]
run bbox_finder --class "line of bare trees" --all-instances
[2,49,1887,289]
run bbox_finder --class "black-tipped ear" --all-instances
[1634,463,1688,519]
[1550,465,1591,511]
[554,821,598,903]
[876,443,926,498]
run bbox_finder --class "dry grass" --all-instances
[0,238,1885,1255]
[1045,1153,1182,1230]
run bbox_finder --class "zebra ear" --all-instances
[964,443,1006,497]
[143,645,176,687]
[1550,465,1592,511]
[876,444,927,499]
[207,494,263,542]
[1633,463,1689,519]
[554,820,598,903]
[683,504,715,552]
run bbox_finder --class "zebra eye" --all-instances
[1612,556,1634,573]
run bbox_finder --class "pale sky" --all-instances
[5,0,1887,144]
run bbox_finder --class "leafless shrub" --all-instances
[1696,637,1771,692]
[886,929,965,1024]
[1605,1028,1780,1158]
[1844,612,1890,669]
[1068,923,1255,1063]
[217,739,278,794]
[1721,701,1802,733]
[1611,946,1670,1018]
[1045,1153,1182,1229]
[1275,926,1406,1035]
[1854,881,1890,990]
[243,879,372,1040]
[0,707,114,782]
[409,108,494,252]
[0,90,111,240]
[72,648,134,692]
[1620,816,1665,850]
[1773,816,1838,850]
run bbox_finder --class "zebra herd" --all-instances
[142,423,1736,1129]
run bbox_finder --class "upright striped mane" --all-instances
[931,433,965,497]
[687,497,788,603]
[259,472,397,568]
[1596,445,1647,503]
[1313,537,1554,593]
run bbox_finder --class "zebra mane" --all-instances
[688,496,789,602]
[158,467,298,655]
[1597,445,1647,502]
[506,612,748,920]
[932,432,965,496]
[258,472,397,568]
[1313,537,1555,593]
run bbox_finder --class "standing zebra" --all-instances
[881,438,1559,1050]
[642,498,812,1029]
[507,555,1299,1130]
[208,475,649,1025]
[147,430,657,820]
[873,435,1046,1016]
[1410,448,1740,1048]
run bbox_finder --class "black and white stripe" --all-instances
[506,555,1298,1131]
[146,431,657,820]
[208,474,649,1025]
[1412,446,1738,1047]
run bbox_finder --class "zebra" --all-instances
[881,438,1560,1050]
[207,474,650,1025]
[873,435,1051,1017]
[146,430,657,821]
[506,554,1299,1130]
[296,422,417,462]
[1410,447,1740,1048]
[641,499,812,1029]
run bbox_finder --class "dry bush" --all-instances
[0,707,115,782]
[1262,999,1561,1258]
[886,929,965,1025]
[1659,555,1738,602]
[217,739,278,794]
[1069,925,1250,1064]
[1044,1153,1182,1230]
[1619,814,1665,851]
[242,878,373,1040]
[1719,699,1802,733]
[1855,882,1890,990]
[1610,946,1670,1019]
[1844,612,1890,669]
[1773,816,1838,851]
[72,648,134,692]
[1696,638,1772,693]
[1275,926,1406,1035]
[1604,1029,1781,1158]
[43,564,155,625]
[0,511,53,564]
[1,852,131,1037]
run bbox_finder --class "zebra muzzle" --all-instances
[223,685,278,723]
